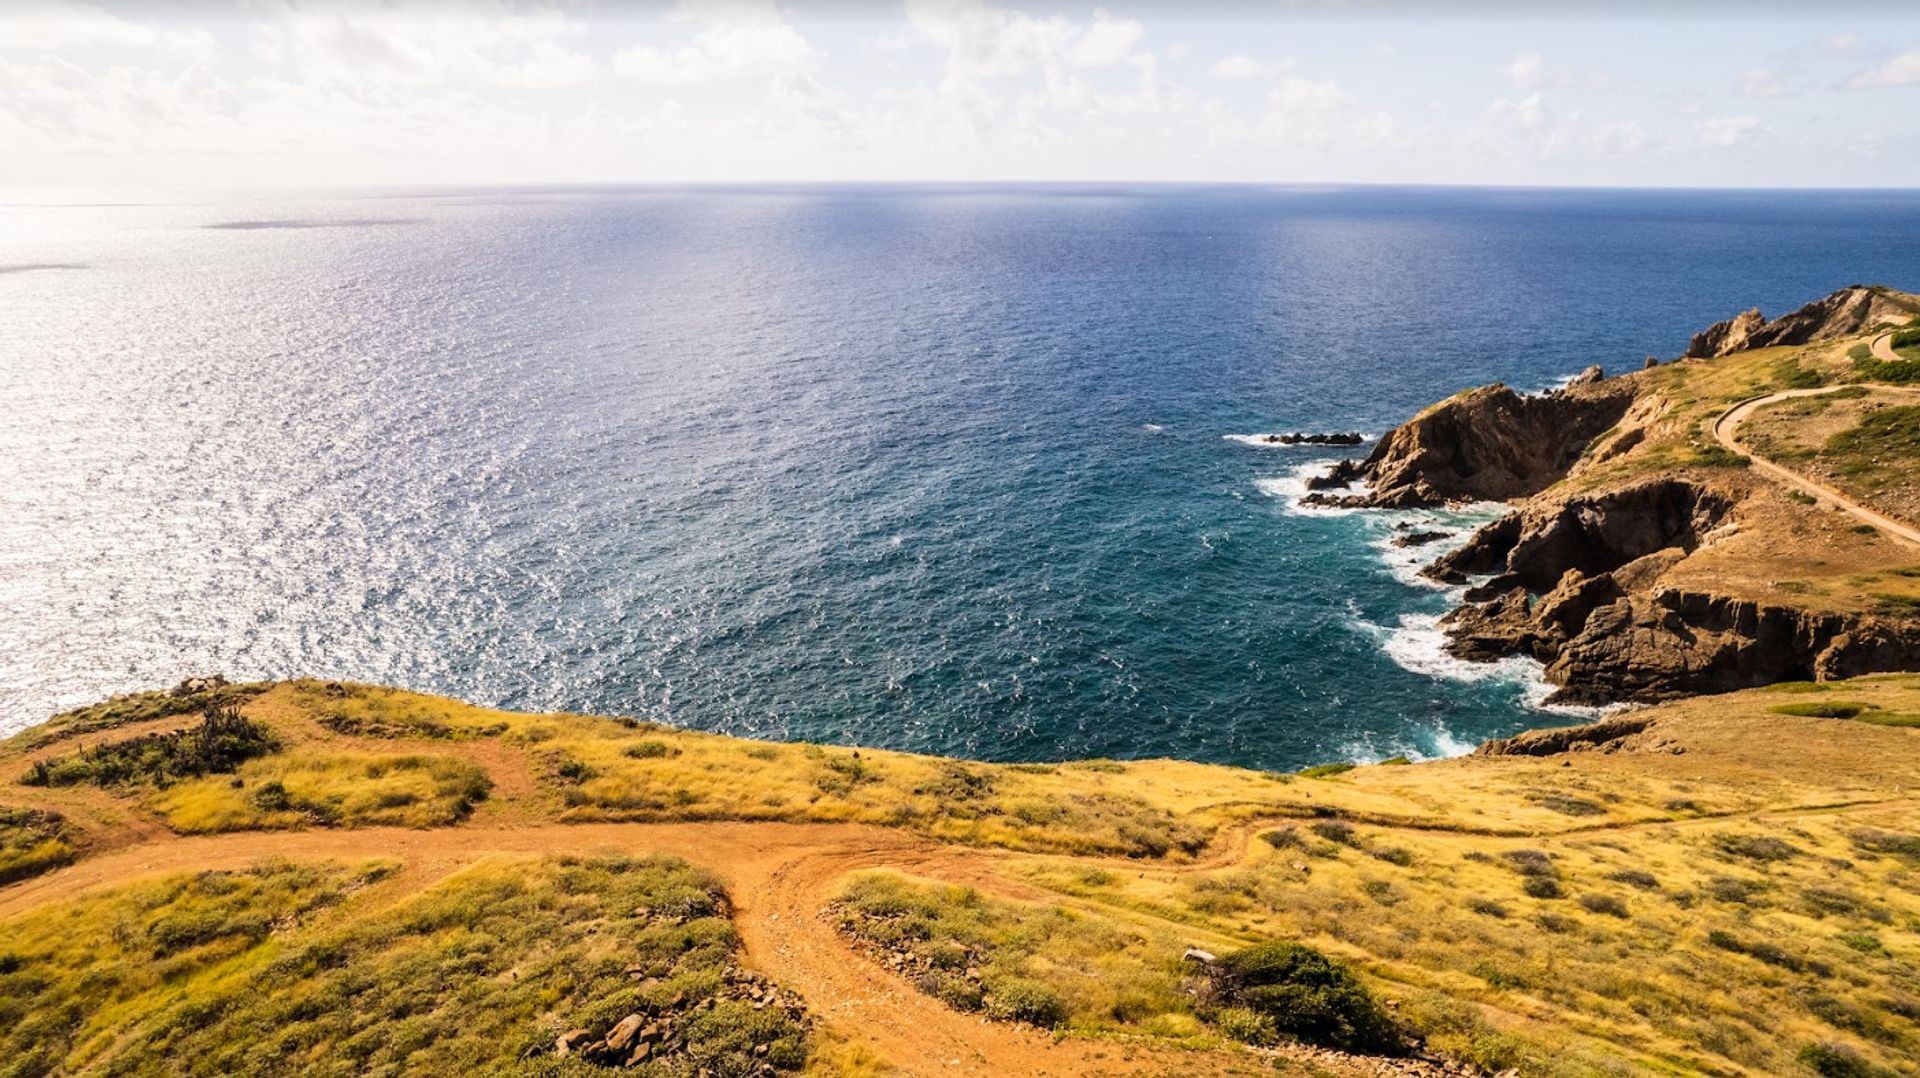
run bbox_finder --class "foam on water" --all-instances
[1253,462,1364,517]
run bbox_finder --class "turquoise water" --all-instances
[4,185,1919,767]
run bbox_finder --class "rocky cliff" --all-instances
[1682,285,1916,359]
[1302,377,1635,509]
[1310,285,1920,706]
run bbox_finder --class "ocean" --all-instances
[4,184,1919,768]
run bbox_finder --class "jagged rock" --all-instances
[170,674,229,697]
[1392,530,1451,548]
[1644,355,1660,369]
[1541,589,1920,704]
[1475,715,1655,756]
[1252,432,1366,446]
[1682,285,1915,359]
[1305,458,1366,491]
[1426,480,1733,592]
[1441,588,1544,662]
[554,1029,589,1056]
[605,1013,646,1053]
[1327,381,1635,509]
[1564,364,1605,388]
[1686,308,1764,358]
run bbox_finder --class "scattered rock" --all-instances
[1391,530,1451,548]
[169,674,229,697]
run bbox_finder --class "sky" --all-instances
[2,0,1918,189]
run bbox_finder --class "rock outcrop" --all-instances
[1682,285,1914,359]
[1426,475,1920,703]
[1474,714,1654,756]
[1426,479,1734,591]
[1303,380,1635,509]
[1306,285,1920,705]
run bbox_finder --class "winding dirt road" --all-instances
[1712,361,1920,548]
[0,820,1292,1077]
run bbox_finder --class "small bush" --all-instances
[622,739,677,759]
[1798,1041,1887,1078]
[1523,876,1564,899]
[1211,941,1404,1054]
[1310,820,1358,846]
[983,977,1064,1027]
[1607,869,1660,891]
[1713,833,1802,863]
[1578,893,1629,918]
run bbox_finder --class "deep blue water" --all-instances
[4,185,1919,767]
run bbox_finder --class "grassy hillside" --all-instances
[4,678,1919,1076]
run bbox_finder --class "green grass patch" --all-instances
[0,855,809,1076]
[1298,762,1356,778]
[1771,701,1870,719]
[1853,712,1920,728]
[0,807,77,885]
[831,872,1194,1039]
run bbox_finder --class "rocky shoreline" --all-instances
[1305,286,1920,707]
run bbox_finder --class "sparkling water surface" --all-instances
[5,185,1919,767]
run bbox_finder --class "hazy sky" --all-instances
[3,0,1918,189]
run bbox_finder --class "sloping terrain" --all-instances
[4,678,1919,1076]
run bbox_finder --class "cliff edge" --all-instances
[1311,284,1920,704]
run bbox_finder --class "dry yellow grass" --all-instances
[5,674,1920,1075]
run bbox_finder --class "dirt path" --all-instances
[1870,329,1905,364]
[0,820,1290,1077]
[1712,382,1920,547]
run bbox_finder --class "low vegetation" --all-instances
[8,680,268,752]
[153,752,492,832]
[21,706,277,789]
[0,856,809,1077]
[5,674,1920,1075]
[0,807,77,885]
[831,872,1187,1038]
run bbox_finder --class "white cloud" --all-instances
[614,4,819,85]
[1846,48,1920,90]
[1069,9,1143,68]
[1208,54,1271,80]
[1697,114,1761,147]
[1737,69,1787,98]
[253,2,596,90]
[1503,51,1562,90]
[1269,75,1350,113]
[0,0,213,57]
[1822,31,1862,56]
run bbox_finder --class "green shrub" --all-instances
[1713,833,1802,862]
[1578,893,1630,918]
[1607,869,1660,891]
[1211,941,1403,1054]
[1298,763,1355,778]
[21,707,276,788]
[1772,702,1868,719]
[1798,1040,1888,1077]
[983,976,1065,1026]
[622,739,677,759]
